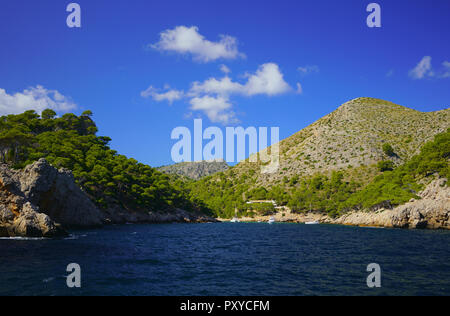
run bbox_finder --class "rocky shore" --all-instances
[0,159,216,238]
[1,159,447,238]
[332,178,449,229]
[225,178,449,230]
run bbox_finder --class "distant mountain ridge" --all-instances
[158,160,229,180]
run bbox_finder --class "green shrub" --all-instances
[382,143,395,156]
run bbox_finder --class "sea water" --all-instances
[0,223,449,296]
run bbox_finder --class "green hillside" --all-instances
[1,98,448,220]
[187,98,450,218]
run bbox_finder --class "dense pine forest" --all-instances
[0,109,210,215]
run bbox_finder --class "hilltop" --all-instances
[158,160,229,180]
[236,97,449,186]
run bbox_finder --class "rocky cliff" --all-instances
[0,159,104,237]
[0,159,216,237]
[333,178,449,229]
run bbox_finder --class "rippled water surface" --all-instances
[0,223,449,295]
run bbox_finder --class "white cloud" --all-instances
[244,63,291,96]
[189,95,235,123]
[409,56,434,79]
[190,76,243,97]
[150,26,245,63]
[386,69,394,77]
[220,64,231,74]
[0,85,77,116]
[189,63,291,97]
[297,65,319,75]
[141,85,184,104]
[142,63,293,124]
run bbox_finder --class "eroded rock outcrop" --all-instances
[16,159,104,227]
[0,159,217,237]
[390,178,449,229]
[332,178,449,229]
[0,159,104,237]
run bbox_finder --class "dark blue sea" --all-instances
[0,222,449,296]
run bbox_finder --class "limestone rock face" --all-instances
[16,159,104,227]
[11,202,66,237]
[333,178,449,229]
[332,209,395,228]
[0,159,104,237]
[390,178,449,229]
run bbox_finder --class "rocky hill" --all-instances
[189,98,449,220]
[234,97,449,186]
[158,160,229,180]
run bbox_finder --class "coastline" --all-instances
[1,158,448,237]
[218,209,449,230]
[0,159,216,238]
[218,178,450,230]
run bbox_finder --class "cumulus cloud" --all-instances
[409,56,434,79]
[189,76,243,97]
[150,26,245,63]
[244,63,291,96]
[141,85,184,104]
[297,65,319,75]
[296,83,303,94]
[189,95,235,123]
[142,63,293,124]
[189,63,291,97]
[0,85,76,116]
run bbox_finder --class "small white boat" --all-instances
[230,207,240,223]
[305,221,320,225]
[268,216,275,224]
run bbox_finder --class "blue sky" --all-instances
[0,0,449,167]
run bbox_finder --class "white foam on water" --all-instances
[0,237,48,241]
[64,235,79,240]
[42,277,55,283]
